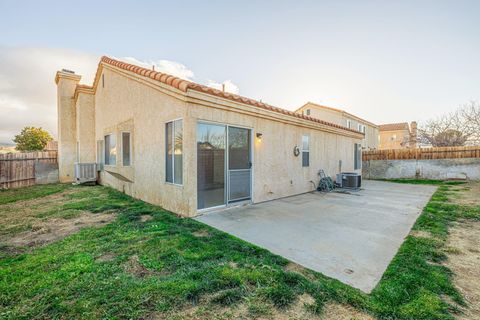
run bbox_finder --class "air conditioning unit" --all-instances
[74,163,97,184]
[336,172,362,189]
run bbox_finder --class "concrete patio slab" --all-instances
[195,180,437,293]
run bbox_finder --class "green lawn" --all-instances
[0,181,478,319]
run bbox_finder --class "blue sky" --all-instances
[0,0,479,143]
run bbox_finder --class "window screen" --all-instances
[104,134,116,165]
[302,135,309,167]
[166,120,183,184]
[122,132,131,166]
[354,143,362,170]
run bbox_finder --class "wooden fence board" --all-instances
[0,151,58,189]
[363,146,480,161]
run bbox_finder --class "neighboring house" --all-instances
[378,122,417,149]
[295,102,379,150]
[56,57,363,217]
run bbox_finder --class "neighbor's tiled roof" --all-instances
[296,102,378,128]
[98,56,363,135]
[379,123,409,131]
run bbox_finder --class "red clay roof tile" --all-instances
[98,56,363,135]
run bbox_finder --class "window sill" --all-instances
[165,182,183,188]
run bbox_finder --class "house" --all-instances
[378,122,417,149]
[56,56,364,217]
[295,102,378,150]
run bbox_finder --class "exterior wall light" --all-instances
[256,133,263,140]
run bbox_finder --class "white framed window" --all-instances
[358,124,366,133]
[346,120,351,129]
[122,132,132,166]
[166,119,183,185]
[354,143,362,170]
[306,109,311,116]
[302,135,309,167]
[104,134,116,165]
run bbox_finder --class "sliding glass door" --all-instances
[197,123,226,210]
[197,123,252,210]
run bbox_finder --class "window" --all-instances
[96,140,104,170]
[306,109,311,116]
[122,132,131,166]
[358,124,366,133]
[104,134,116,165]
[346,120,351,129]
[302,135,309,167]
[166,119,183,184]
[354,143,362,170]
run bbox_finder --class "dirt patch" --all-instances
[285,262,317,281]
[410,230,433,239]
[124,255,167,278]
[140,215,153,222]
[147,293,374,320]
[443,221,480,320]
[6,212,115,248]
[192,230,210,238]
[96,252,116,262]
[321,303,375,320]
[449,182,480,206]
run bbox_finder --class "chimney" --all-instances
[410,121,418,148]
[55,69,81,182]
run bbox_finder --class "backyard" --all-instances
[0,180,479,319]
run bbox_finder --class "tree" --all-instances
[13,127,53,152]
[460,101,480,145]
[418,103,478,147]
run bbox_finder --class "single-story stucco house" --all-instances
[56,56,363,217]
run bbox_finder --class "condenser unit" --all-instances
[74,163,97,184]
[336,172,362,189]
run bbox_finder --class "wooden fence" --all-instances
[0,151,58,189]
[363,146,480,161]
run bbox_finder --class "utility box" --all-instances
[74,163,97,184]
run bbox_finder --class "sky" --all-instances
[0,0,479,144]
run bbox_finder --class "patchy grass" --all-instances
[0,185,370,319]
[0,181,478,319]
[0,183,69,205]
[369,180,480,320]
[376,178,466,186]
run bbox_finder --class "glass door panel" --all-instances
[227,127,251,202]
[197,123,226,209]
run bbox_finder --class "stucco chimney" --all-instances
[55,70,81,182]
[410,121,418,148]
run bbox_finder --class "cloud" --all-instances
[206,79,240,94]
[119,57,194,80]
[0,46,99,144]
[0,48,240,145]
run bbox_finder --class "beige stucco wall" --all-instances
[68,65,363,217]
[298,104,378,150]
[56,72,80,182]
[379,129,410,149]
[75,92,96,163]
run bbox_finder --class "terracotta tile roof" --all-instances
[379,122,409,131]
[98,56,363,135]
[296,102,378,128]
